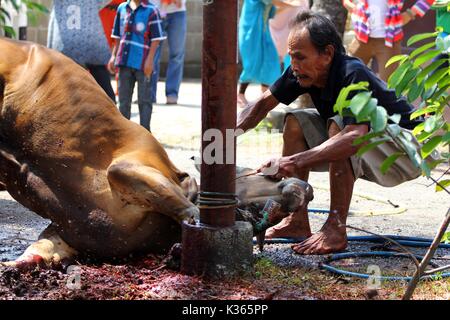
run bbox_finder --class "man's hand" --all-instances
[401,11,414,25]
[256,156,299,180]
[144,59,153,78]
[342,0,356,12]
[107,55,116,74]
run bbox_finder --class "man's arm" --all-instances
[342,0,356,11]
[144,40,160,78]
[402,0,436,24]
[108,39,119,74]
[258,124,369,177]
[236,89,280,132]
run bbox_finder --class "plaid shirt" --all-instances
[348,0,435,47]
[112,0,166,71]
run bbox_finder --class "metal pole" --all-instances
[200,0,237,227]
[181,0,253,278]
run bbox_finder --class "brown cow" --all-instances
[0,38,313,269]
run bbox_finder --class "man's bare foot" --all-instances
[237,93,248,108]
[265,214,311,239]
[291,224,347,255]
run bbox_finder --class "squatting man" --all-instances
[237,12,423,255]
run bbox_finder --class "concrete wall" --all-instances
[21,0,204,78]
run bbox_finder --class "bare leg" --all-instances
[292,121,354,254]
[266,115,312,238]
[2,224,77,270]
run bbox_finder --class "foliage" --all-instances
[334,30,449,177]
[0,0,48,37]
[334,30,450,243]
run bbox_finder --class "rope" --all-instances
[196,191,238,210]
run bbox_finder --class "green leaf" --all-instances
[421,135,443,159]
[352,131,384,146]
[386,124,402,137]
[442,232,450,244]
[370,106,388,132]
[429,84,450,103]
[397,133,422,168]
[436,179,450,192]
[412,122,425,135]
[381,152,404,174]
[396,67,420,97]
[356,137,391,157]
[407,31,440,47]
[356,98,378,122]
[388,61,412,89]
[388,114,401,124]
[428,159,446,170]
[409,41,438,59]
[416,59,448,84]
[407,79,425,103]
[422,84,438,100]
[443,131,450,144]
[424,115,444,133]
[425,68,448,91]
[333,82,369,114]
[420,160,432,177]
[3,26,15,37]
[416,130,435,143]
[413,50,443,68]
[385,54,409,68]
[349,91,372,117]
[410,105,437,120]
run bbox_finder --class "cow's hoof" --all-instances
[1,254,46,272]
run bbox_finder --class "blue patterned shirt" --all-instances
[112,0,166,71]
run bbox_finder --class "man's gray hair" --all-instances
[290,11,345,55]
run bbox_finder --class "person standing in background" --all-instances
[269,0,309,71]
[100,0,126,49]
[150,0,187,105]
[238,0,292,108]
[47,0,116,102]
[343,0,435,82]
[108,0,165,132]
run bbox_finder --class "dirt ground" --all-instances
[0,81,449,300]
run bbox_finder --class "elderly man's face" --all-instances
[287,27,334,88]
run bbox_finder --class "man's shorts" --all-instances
[286,109,422,187]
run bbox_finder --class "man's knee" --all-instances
[328,120,342,137]
[283,114,303,141]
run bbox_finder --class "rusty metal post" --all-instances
[199,0,237,227]
[181,0,253,278]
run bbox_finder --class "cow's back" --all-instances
[0,38,181,183]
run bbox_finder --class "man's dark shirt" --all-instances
[270,52,423,130]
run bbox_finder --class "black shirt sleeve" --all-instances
[269,66,306,105]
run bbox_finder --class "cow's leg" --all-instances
[107,161,199,225]
[178,172,199,203]
[2,224,78,270]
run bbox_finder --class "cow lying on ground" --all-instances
[0,38,313,269]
